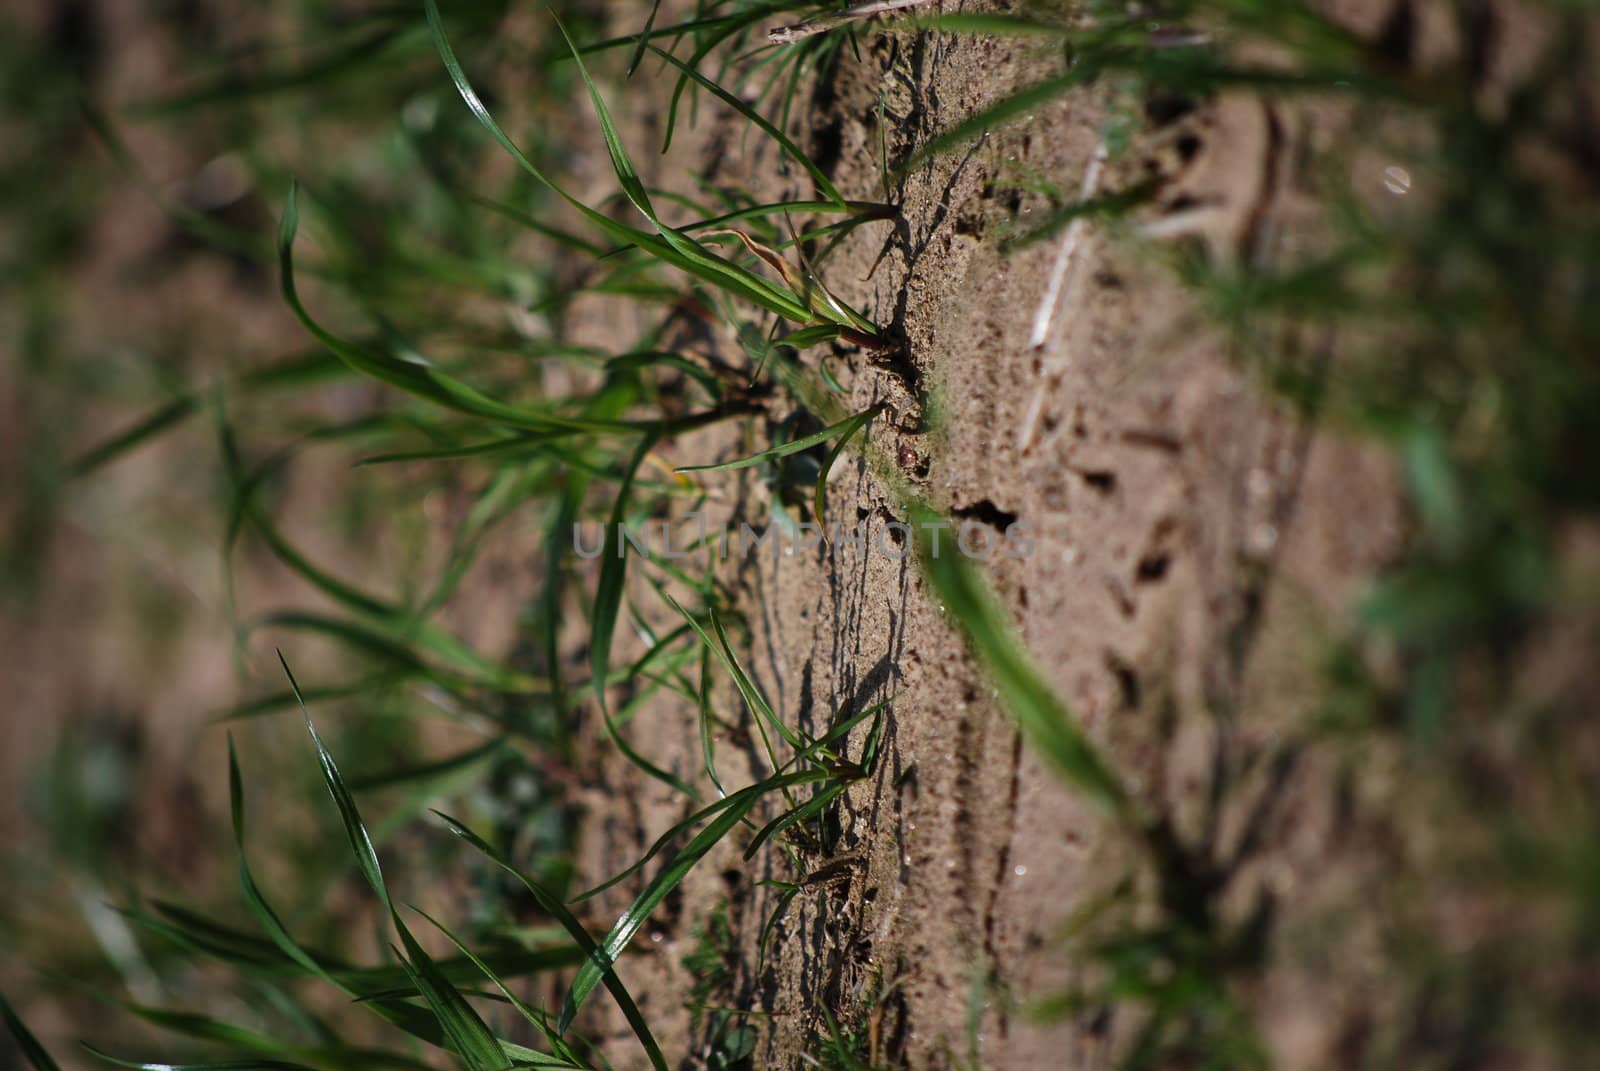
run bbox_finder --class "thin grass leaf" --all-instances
[756,883,799,973]
[229,736,335,981]
[281,652,393,913]
[355,432,573,467]
[70,350,346,477]
[908,501,1130,819]
[425,0,813,322]
[466,194,605,257]
[559,786,761,1032]
[278,185,653,434]
[743,781,850,860]
[592,436,656,711]
[69,398,194,478]
[554,13,860,335]
[128,901,575,993]
[907,13,1069,37]
[98,1000,292,1061]
[813,405,878,527]
[282,656,533,1069]
[643,44,844,207]
[568,763,841,906]
[348,738,507,792]
[408,909,590,1070]
[82,1049,313,1071]
[708,605,807,752]
[900,74,1076,172]
[572,4,793,60]
[84,983,442,1071]
[81,100,261,259]
[626,0,667,76]
[590,439,700,798]
[678,405,879,473]
[390,933,512,1071]
[1,990,63,1071]
[697,645,726,798]
[117,902,486,1053]
[434,815,665,1071]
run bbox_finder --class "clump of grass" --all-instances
[426,0,889,350]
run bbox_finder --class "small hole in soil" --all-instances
[953,499,1018,529]
[1080,469,1117,494]
[1136,553,1171,582]
[1105,652,1141,709]
[1176,133,1203,161]
[1145,93,1197,125]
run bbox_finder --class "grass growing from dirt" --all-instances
[7,4,909,1066]
[6,0,1600,1069]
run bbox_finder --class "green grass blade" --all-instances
[277,185,638,435]
[590,437,700,797]
[906,14,1069,37]
[408,908,590,1069]
[742,781,850,860]
[70,348,344,479]
[553,17,658,221]
[558,788,763,1032]
[347,739,506,792]
[697,646,726,798]
[756,882,799,973]
[82,1049,313,1071]
[900,74,1076,172]
[466,194,605,257]
[213,674,411,723]
[908,501,1130,819]
[625,0,666,76]
[592,436,655,711]
[229,736,335,981]
[1,990,63,1071]
[643,44,845,207]
[708,605,806,752]
[390,930,512,1071]
[569,765,839,905]
[69,398,195,478]
[426,0,811,322]
[434,814,666,1071]
[813,405,877,527]
[282,658,520,1069]
[280,652,393,913]
[677,405,880,473]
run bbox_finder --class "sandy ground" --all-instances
[558,10,1416,1070]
